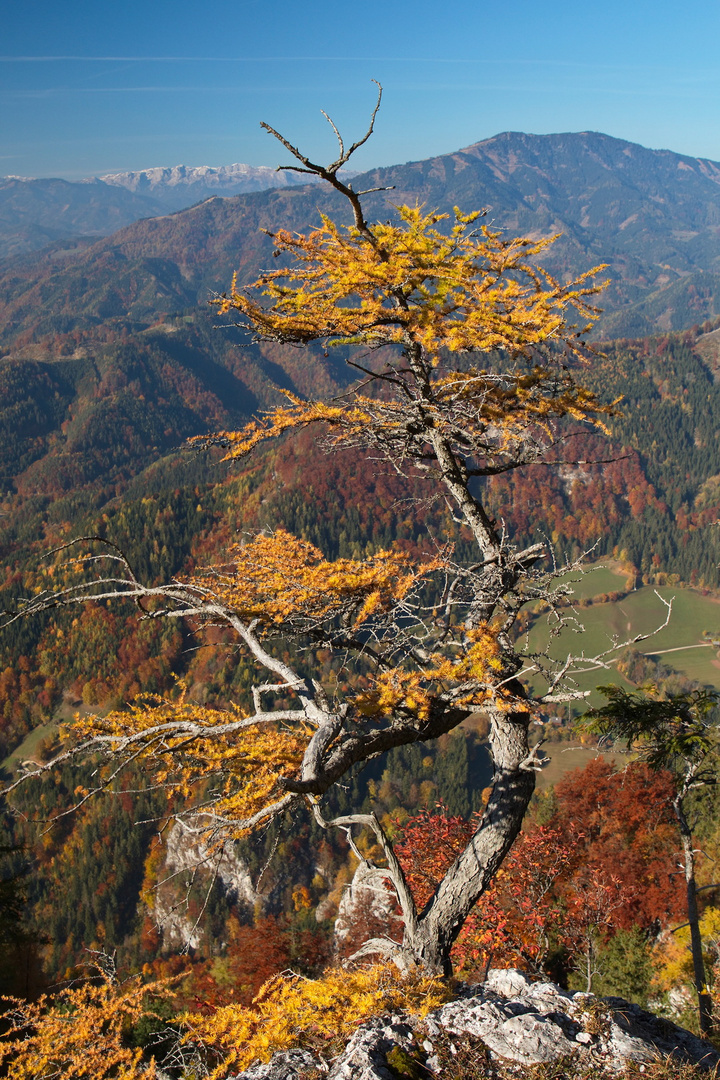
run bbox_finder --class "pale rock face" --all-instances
[328,1017,416,1080]
[234,1049,319,1079]
[153,890,203,952]
[333,861,400,956]
[154,820,260,950]
[164,820,260,904]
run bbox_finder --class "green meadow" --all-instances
[522,564,720,786]
[523,565,720,706]
[1,721,57,775]
[554,563,630,600]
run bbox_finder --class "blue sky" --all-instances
[3,0,720,179]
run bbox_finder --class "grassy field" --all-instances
[523,564,720,784]
[554,563,629,599]
[1,721,57,775]
[534,745,628,790]
[523,566,720,705]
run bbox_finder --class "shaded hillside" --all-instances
[0,177,168,259]
[2,312,720,603]
[0,184,340,348]
[0,320,350,521]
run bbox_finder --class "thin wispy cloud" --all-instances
[4,55,463,62]
[0,55,690,74]
[4,87,262,95]
[4,83,704,98]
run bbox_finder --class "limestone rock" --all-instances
[232,969,720,1077]
[234,1049,318,1079]
[327,1017,416,1080]
[155,820,261,950]
[333,862,401,957]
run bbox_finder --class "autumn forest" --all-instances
[3,106,720,1079]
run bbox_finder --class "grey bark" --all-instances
[674,793,713,1035]
[406,709,536,974]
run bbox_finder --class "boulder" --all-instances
[437,970,719,1071]
[233,969,720,1078]
[235,1049,319,1079]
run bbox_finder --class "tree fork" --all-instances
[3,88,612,985]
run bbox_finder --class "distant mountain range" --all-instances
[0,163,335,259]
[4,130,720,340]
[97,162,324,210]
[356,130,720,338]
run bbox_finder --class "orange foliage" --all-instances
[395,808,576,975]
[0,973,176,1079]
[214,206,602,360]
[550,758,685,929]
[71,695,309,832]
[192,528,437,631]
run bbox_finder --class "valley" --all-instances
[3,126,720,1063]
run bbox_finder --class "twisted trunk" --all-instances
[403,707,535,975]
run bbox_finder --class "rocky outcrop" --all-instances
[333,862,401,958]
[232,969,720,1079]
[155,820,261,951]
[163,820,260,906]
[235,1049,320,1079]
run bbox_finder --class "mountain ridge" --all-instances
[95,160,326,210]
[4,129,720,346]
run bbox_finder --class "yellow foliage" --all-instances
[653,907,720,995]
[192,529,438,630]
[204,204,609,464]
[292,884,312,911]
[355,624,528,721]
[214,206,600,358]
[71,696,308,830]
[206,368,613,464]
[0,975,174,1079]
[357,668,436,721]
[182,963,451,1076]
[60,531,452,833]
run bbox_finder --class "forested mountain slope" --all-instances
[1,321,720,771]
[0,178,168,260]
[4,131,720,339]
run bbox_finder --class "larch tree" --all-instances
[4,86,643,976]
